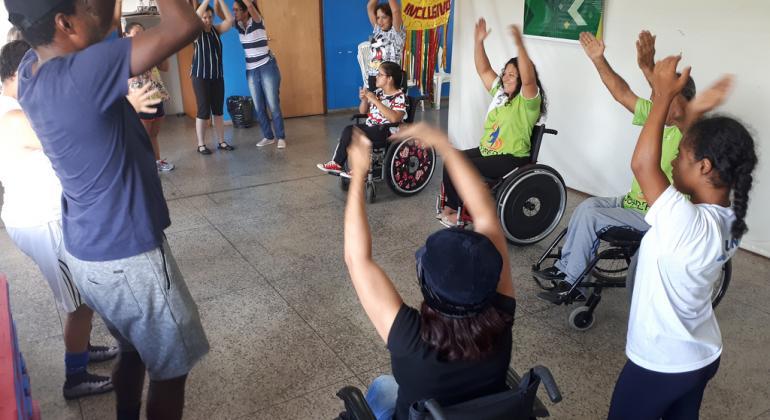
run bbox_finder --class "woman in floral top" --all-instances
[317,61,406,178]
[126,22,175,172]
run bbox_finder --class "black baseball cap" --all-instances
[5,0,69,30]
[416,228,502,318]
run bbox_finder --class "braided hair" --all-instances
[498,57,547,118]
[685,116,758,239]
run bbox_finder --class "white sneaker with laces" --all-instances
[277,139,286,149]
[256,138,276,147]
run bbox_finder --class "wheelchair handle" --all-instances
[533,366,562,403]
[336,386,376,420]
[351,113,368,121]
[544,128,558,135]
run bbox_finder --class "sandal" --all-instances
[197,145,212,155]
[218,142,235,151]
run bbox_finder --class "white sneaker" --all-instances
[256,138,276,147]
[276,139,286,149]
[156,159,175,172]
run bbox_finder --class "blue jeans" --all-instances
[366,375,399,420]
[246,58,285,140]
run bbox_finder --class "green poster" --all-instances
[523,0,603,41]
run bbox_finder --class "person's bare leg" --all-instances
[195,118,208,147]
[147,375,188,420]
[141,119,161,160]
[63,304,92,353]
[212,115,225,144]
[150,118,164,160]
[114,351,146,420]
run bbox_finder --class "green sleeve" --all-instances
[489,78,501,97]
[632,98,652,126]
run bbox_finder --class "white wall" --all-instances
[449,0,770,257]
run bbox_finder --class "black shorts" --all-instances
[138,102,165,121]
[191,77,225,119]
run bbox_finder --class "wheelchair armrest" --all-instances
[533,366,562,403]
[336,386,377,420]
[544,128,558,136]
[351,113,368,123]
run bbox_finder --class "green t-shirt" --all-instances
[622,98,682,214]
[479,80,542,157]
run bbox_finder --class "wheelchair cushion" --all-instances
[598,227,645,243]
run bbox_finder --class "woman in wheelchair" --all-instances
[317,61,406,178]
[438,19,546,227]
[607,58,756,419]
[343,123,517,420]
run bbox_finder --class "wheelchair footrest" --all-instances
[537,290,566,305]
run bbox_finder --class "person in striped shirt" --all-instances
[192,0,235,155]
[233,0,287,149]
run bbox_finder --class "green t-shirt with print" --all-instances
[479,80,542,158]
[622,98,682,214]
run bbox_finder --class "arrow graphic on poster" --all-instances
[568,0,587,26]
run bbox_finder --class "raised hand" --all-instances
[359,87,367,101]
[390,122,449,150]
[348,127,373,179]
[579,31,605,61]
[126,82,161,114]
[652,55,692,99]
[364,90,378,102]
[510,24,524,46]
[475,18,491,44]
[687,75,734,116]
[636,30,656,74]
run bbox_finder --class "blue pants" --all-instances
[246,58,285,140]
[366,375,399,420]
[607,358,720,420]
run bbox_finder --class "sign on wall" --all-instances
[402,0,452,30]
[523,0,603,42]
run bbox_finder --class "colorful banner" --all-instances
[523,0,603,42]
[402,0,452,31]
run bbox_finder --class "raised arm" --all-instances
[344,129,404,343]
[195,0,209,18]
[631,56,691,205]
[214,0,234,33]
[636,30,656,89]
[474,18,498,92]
[389,0,403,30]
[394,124,514,299]
[682,75,733,131]
[130,0,204,77]
[580,31,639,113]
[244,0,262,22]
[510,25,537,99]
[157,58,170,72]
[367,0,378,27]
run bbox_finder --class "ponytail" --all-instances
[730,165,753,239]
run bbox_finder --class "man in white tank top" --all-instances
[0,40,117,400]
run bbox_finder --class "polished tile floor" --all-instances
[1,106,769,419]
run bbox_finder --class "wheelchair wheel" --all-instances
[568,306,595,331]
[496,165,567,245]
[384,138,435,196]
[711,260,731,308]
[591,245,632,283]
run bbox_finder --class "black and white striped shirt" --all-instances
[191,28,223,80]
[236,18,271,70]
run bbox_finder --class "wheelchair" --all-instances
[334,70,436,203]
[336,365,562,420]
[532,226,732,331]
[436,126,567,245]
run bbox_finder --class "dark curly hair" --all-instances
[419,302,513,362]
[0,40,31,83]
[684,116,758,239]
[499,57,547,118]
[234,0,263,18]
[378,61,403,89]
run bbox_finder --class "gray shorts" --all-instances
[64,239,209,380]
